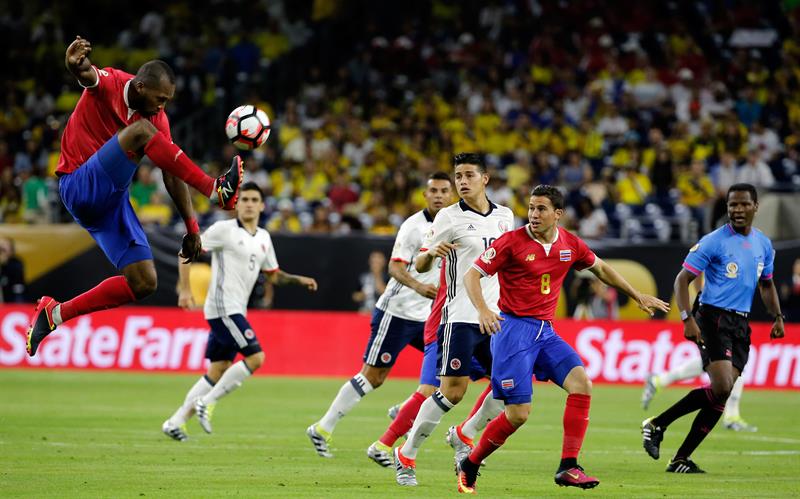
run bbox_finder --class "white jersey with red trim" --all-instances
[420,200,514,324]
[201,219,279,320]
[375,209,439,322]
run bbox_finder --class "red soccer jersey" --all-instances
[423,261,447,345]
[57,66,171,175]
[473,225,596,320]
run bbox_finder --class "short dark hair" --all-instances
[428,171,452,182]
[135,60,176,87]
[727,183,757,203]
[530,184,565,210]
[241,181,264,200]
[453,152,486,173]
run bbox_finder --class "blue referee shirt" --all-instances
[683,224,774,314]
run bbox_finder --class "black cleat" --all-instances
[215,155,244,210]
[642,417,664,460]
[666,458,706,473]
[456,457,480,494]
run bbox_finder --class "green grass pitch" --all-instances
[1,369,798,498]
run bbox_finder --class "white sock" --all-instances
[200,360,252,405]
[460,396,504,440]
[723,376,745,420]
[659,357,703,387]
[169,375,214,425]
[317,373,374,434]
[52,304,63,326]
[401,390,454,459]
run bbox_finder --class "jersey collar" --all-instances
[123,80,136,120]
[237,218,259,237]
[422,208,433,222]
[459,198,497,217]
[526,224,559,246]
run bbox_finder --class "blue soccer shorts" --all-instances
[58,134,151,269]
[206,314,262,362]
[490,313,584,405]
[437,322,493,377]
[419,341,488,386]
[362,308,425,368]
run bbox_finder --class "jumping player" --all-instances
[457,185,669,493]
[26,36,244,356]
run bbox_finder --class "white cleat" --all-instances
[194,399,215,434]
[306,423,333,458]
[723,416,758,432]
[367,441,393,467]
[161,420,188,442]
[445,425,474,472]
[394,447,417,486]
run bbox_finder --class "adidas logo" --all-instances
[467,224,476,231]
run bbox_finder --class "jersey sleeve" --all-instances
[200,222,228,252]
[261,233,280,272]
[682,234,716,275]
[572,235,597,271]
[420,210,453,253]
[761,238,775,281]
[390,217,420,264]
[472,232,513,277]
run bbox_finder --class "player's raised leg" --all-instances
[642,357,703,410]
[722,376,756,431]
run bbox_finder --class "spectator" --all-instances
[21,167,50,224]
[710,151,741,226]
[573,196,608,240]
[780,258,800,322]
[268,198,302,233]
[352,250,387,313]
[616,164,652,207]
[737,150,775,188]
[677,159,715,233]
[0,236,26,303]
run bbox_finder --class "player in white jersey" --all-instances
[394,153,514,486]
[306,173,453,459]
[162,183,317,441]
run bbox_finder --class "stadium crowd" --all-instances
[1,1,799,241]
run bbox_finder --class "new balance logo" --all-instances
[219,183,234,197]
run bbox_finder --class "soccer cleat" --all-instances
[641,373,661,410]
[446,425,474,471]
[641,417,664,460]
[161,420,188,442]
[666,457,706,473]
[456,457,480,494]
[723,416,758,432]
[26,296,59,357]
[367,441,394,468]
[387,403,401,420]
[394,447,417,486]
[554,465,600,489]
[306,423,333,458]
[215,155,244,210]
[194,399,215,434]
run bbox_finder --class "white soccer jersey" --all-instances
[376,209,439,322]
[201,219,279,319]
[420,200,514,324]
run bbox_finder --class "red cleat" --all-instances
[554,465,600,489]
[26,296,60,357]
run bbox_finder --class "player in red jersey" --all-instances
[26,36,244,357]
[456,185,670,493]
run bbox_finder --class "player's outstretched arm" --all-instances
[464,267,503,335]
[589,258,670,316]
[388,260,437,299]
[758,279,785,339]
[163,172,202,262]
[268,270,318,291]
[175,255,196,310]
[65,36,97,87]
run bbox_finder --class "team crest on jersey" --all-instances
[725,262,739,278]
[501,379,514,389]
[450,358,462,370]
[380,352,392,364]
[426,228,435,239]
[480,247,497,264]
[689,243,700,252]
[525,253,536,262]
[244,329,255,340]
[498,220,510,233]
[559,249,572,262]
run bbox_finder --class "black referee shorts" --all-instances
[695,304,751,373]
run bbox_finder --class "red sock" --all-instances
[379,392,426,447]
[562,394,591,459]
[464,383,492,422]
[468,412,517,465]
[143,132,215,196]
[59,276,136,323]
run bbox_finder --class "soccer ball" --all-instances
[225,105,271,150]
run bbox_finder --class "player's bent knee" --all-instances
[361,365,389,388]
[119,120,157,151]
[245,352,264,371]
[129,275,158,299]
[417,384,437,397]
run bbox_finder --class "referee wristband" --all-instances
[184,217,200,235]
[679,310,690,321]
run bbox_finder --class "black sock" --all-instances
[674,402,725,460]
[653,387,711,428]
[559,457,578,472]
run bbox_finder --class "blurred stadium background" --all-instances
[1,1,799,497]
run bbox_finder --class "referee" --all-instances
[641,183,785,473]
